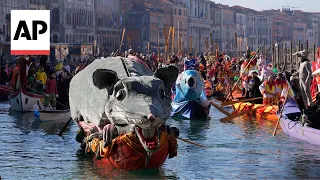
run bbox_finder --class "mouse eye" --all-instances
[116,89,126,101]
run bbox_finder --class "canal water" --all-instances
[1,101,320,179]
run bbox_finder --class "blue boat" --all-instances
[170,70,210,120]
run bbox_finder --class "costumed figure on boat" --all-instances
[292,50,313,108]
[170,70,211,119]
[69,56,180,171]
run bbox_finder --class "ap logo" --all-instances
[11,10,50,55]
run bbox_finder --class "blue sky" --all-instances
[213,0,320,12]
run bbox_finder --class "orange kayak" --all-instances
[233,102,278,121]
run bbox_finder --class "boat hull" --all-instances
[171,100,210,120]
[0,85,13,101]
[39,109,71,122]
[9,90,44,112]
[85,131,177,171]
[280,118,320,146]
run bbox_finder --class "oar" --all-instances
[58,118,72,136]
[220,106,260,122]
[221,97,263,106]
[272,88,290,136]
[177,137,209,148]
[210,100,231,116]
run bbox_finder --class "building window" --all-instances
[51,8,59,25]
[174,8,177,15]
[179,9,182,16]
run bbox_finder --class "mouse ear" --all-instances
[92,69,119,89]
[154,65,179,92]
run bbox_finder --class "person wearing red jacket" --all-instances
[44,72,58,110]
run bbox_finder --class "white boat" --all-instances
[38,109,71,122]
[9,89,44,112]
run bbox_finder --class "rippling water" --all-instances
[1,101,320,179]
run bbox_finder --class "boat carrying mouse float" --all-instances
[69,57,180,170]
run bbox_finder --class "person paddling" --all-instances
[259,75,280,105]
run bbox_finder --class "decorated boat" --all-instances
[233,102,278,121]
[77,123,177,170]
[171,70,210,119]
[280,118,320,146]
[0,84,13,101]
[69,57,180,170]
[9,89,44,112]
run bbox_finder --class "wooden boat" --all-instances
[280,118,320,146]
[0,84,13,101]
[38,109,71,122]
[9,89,44,112]
[233,102,278,121]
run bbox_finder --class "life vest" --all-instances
[274,79,286,91]
[262,81,278,105]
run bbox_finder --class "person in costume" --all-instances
[259,75,280,105]
[250,71,263,104]
[19,56,31,90]
[274,72,286,92]
[44,72,58,110]
[11,60,20,91]
[184,53,197,71]
[293,50,313,108]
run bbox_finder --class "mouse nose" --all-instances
[187,77,195,87]
[147,113,155,122]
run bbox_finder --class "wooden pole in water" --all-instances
[290,41,293,69]
[171,27,175,54]
[314,44,316,62]
[177,21,180,54]
[271,45,274,65]
[298,40,301,51]
[306,40,309,51]
[190,36,193,53]
[284,43,287,71]
[210,32,213,52]
[157,32,160,55]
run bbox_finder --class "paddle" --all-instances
[272,88,290,136]
[58,118,72,136]
[177,137,209,148]
[221,97,263,106]
[272,72,294,136]
[220,106,260,122]
[225,45,262,100]
[210,100,231,116]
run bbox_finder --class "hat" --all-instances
[188,53,193,56]
[293,49,309,59]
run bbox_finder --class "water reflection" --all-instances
[9,111,70,135]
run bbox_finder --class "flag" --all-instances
[119,15,123,25]
[199,10,203,18]
[203,11,207,19]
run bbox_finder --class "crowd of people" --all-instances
[6,56,90,110]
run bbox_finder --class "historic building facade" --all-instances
[172,0,188,53]
[0,0,29,45]
[184,0,211,55]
